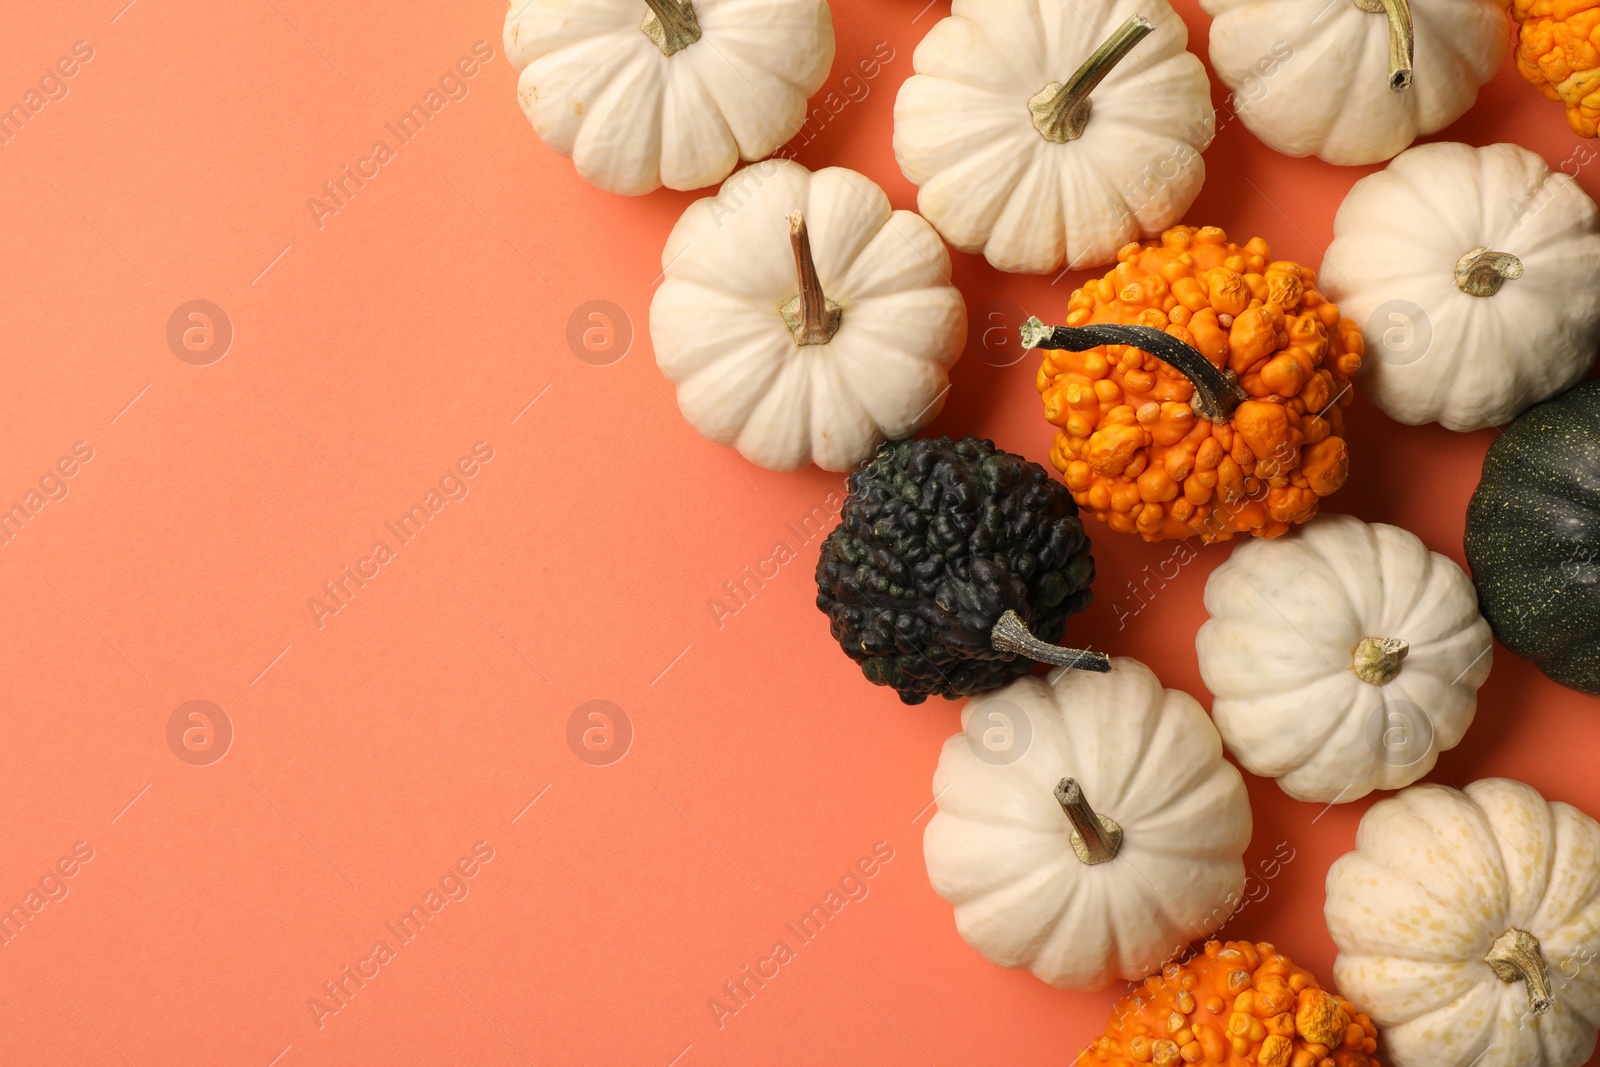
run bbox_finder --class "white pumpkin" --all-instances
[1321,142,1600,431]
[892,0,1214,274]
[650,160,966,471]
[1326,778,1600,1067]
[923,657,1252,990]
[1198,514,1492,803]
[503,0,835,195]
[1201,0,1506,165]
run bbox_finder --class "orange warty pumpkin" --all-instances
[1031,226,1362,542]
[1508,0,1600,136]
[1076,940,1382,1067]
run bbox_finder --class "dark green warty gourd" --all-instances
[815,436,1105,705]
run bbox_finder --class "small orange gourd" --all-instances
[1029,226,1362,543]
[1076,939,1382,1067]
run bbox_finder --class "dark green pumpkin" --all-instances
[1465,380,1600,695]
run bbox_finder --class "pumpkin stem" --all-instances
[1022,317,1248,424]
[1455,247,1524,298]
[1055,778,1124,865]
[991,610,1112,674]
[1028,16,1154,142]
[1351,0,1414,91]
[781,212,843,346]
[1352,637,1409,685]
[1485,928,1554,1016]
[640,0,702,56]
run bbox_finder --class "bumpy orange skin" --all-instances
[1510,0,1600,136]
[1076,940,1383,1067]
[1037,226,1362,543]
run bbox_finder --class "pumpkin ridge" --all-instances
[653,284,790,370]
[829,224,952,301]
[1112,764,1236,831]
[657,59,739,186]
[1217,674,1363,775]
[907,18,1034,94]
[673,340,790,436]
[670,33,815,158]
[1236,574,1347,675]
[1335,953,1486,1025]
[928,820,1080,898]
[1051,155,1125,264]
[1199,620,1342,691]
[1369,790,1515,926]
[1076,664,1169,812]
[799,171,895,280]
[517,19,641,65]
[1512,800,1588,922]
[955,854,1088,938]
[693,4,833,90]
[1115,795,1253,859]
[1382,619,1495,674]
[1033,885,1124,986]
[1310,516,1394,627]
[731,353,812,466]
[1492,789,1562,932]
[570,51,669,188]
[917,139,1035,253]
[1392,980,1504,1059]
[985,145,1069,271]
[893,82,1030,179]
[1366,522,1439,636]
[1235,19,1350,144]
[520,35,645,152]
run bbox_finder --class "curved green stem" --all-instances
[1028,16,1154,142]
[1022,317,1248,423]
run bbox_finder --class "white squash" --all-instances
[1326,778,1600,1067]
[650,160,966,471]
[1201,0,1506,165]
[1198,514,1492,803]
[503,0,835,195]
[892,0,1214,274]
[923,657,1252,990]
[1321,142,1600,431]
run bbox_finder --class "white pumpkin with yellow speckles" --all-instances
[504,0,834,195]
[1327,779,1600,1067]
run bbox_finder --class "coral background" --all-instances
[1,0,1594,1063]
